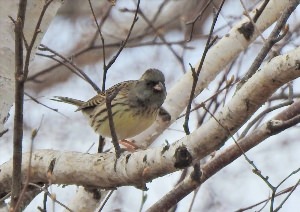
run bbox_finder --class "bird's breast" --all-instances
[87,104,158,139]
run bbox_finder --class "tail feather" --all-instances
[52,96,84,107]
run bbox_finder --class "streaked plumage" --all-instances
[54,69,167,139]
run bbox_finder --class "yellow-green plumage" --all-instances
[54,69,167,140]
[92,102,158,139]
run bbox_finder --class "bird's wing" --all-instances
[76,94,106,111]
[76,80,136,111]
[105,80,136,96]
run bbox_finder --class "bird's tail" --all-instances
[52,96,84,107]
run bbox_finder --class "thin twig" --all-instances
[24,92,67,117]
[36,52,85,80]
[183,0,225,134]
[14,117,44,209]
[274,178,300,212]
[253,0,270,23]
[88,4,112,48]
[151,0,170,24]
[28,39,189,82]
[28,183,73,212]
[98,190,114,212]
[38,44,101,92]
[186,0,214,41]
[42,191,47,211]
[202,104,300,211]
[105,89,121,159]
[87,0,113,153]
[203,104,275,188]
[136,8,186,73]
[240,0,267,43]
[0,192,11,203]
[0,129,9,137]
[23,0,54,81]
[237,0,298,89]
[104,0,140,72]
[98,136,105,153]
[147,102,300,211]
[188,187,200,212]
[239,100,293,139]
[177,75,236,120]
[236,182,300,211]
[87,0,109,91]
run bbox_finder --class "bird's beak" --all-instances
[153,82,165,92]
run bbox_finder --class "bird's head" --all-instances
[129,69,166,108]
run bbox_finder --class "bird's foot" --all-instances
[119,139,139,152]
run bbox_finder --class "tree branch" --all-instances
[147,100,300,211]
[237,0,299,89]
[133,0,293,148]
[11,0,27,210]
[1,46,300,196]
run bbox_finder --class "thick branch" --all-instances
[238,0,299,88]
[147,101,300,211]
[1,47,300,195]
[133,0,297,148]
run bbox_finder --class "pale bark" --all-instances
[0,0,62,134]
[1,45,300,193]
[66,187,109,212]
[1,0,300,211]
[133,0,293,148]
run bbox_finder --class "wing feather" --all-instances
[76,80,136,111]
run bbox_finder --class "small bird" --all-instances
[54,69,167,142]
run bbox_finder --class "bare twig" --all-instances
[177,75,235,120]
[274,178,300,212]
[87,0,113,153]
[0,129,9,137]
[186,0,214,41]
[240,0,267,43]
[147,101,300,211]
[35,52,85,80]
[237,0,298,89]
[253,0,270,23]
[88,3,112,48]
[23,0,54,81]
[42,190,47,211]
[10,1,59,210]
[183,0,225,134]
[28,183,73,212]
[11,0,27,210]
[239,100,293,139]
[24,92,67,116]
[38,44,101,92]
[87,0,112,91]
[27,39,189,83]
[136,8,186,73]
[203,104,300,212]
[14,117,44,210]
[105,89,121,159]
[236,181,300,212]
[104,0,140,72]
[98,190,114,212]
[98,136,105,153]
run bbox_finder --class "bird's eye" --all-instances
[146,81,156,86]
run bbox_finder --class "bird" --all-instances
[54,69,167,144]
